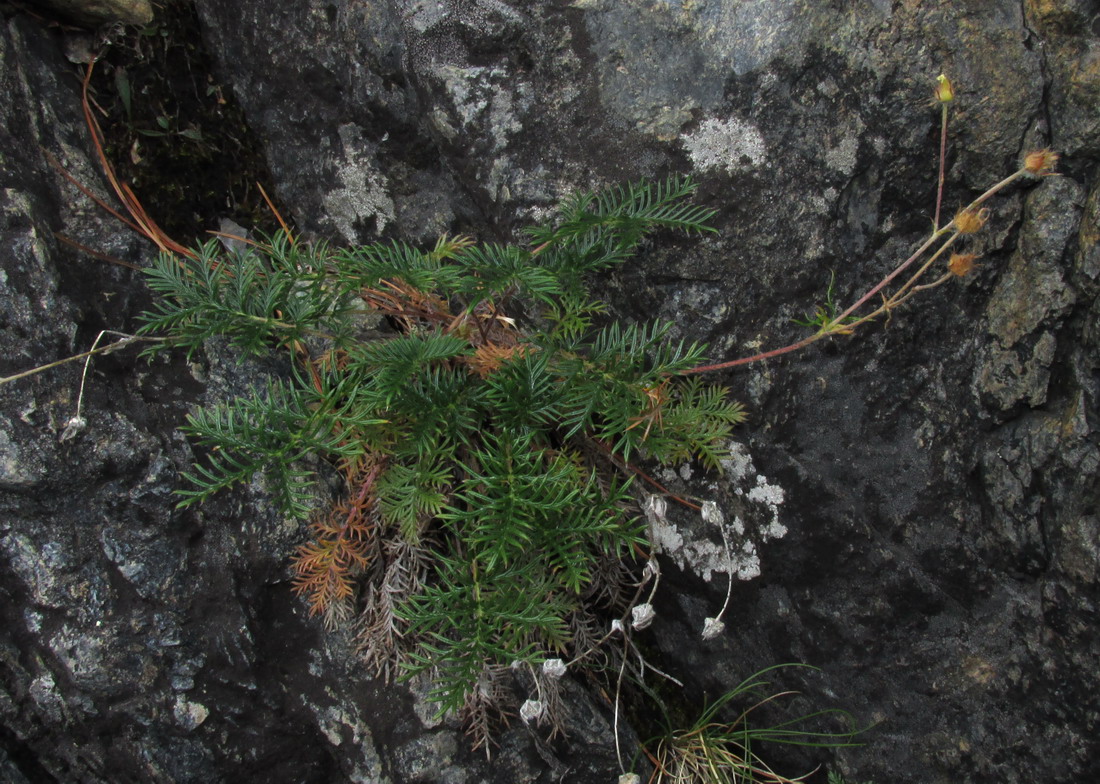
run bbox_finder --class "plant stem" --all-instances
[934,102,948,230]
[0,334,160,387]
[883,231,961,306]
[967,168,1029,209]
[682,334,822,375]
[613,634,629,774]
[831,227,950,323]
[589,437,701,510]
[73,329,112,424]
[685,166,1030,376]
[237,311,339,342]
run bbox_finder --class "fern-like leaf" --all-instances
[377,458,453,542]
[140,235,353,356]
[335,240,464,295]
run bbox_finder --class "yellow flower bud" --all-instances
[934,74,955,104]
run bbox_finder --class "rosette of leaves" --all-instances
[138,177,744,726]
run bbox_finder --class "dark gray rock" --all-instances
[28,0,153,28]
[2,0,1099,782]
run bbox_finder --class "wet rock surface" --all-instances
[2,0,1099,782]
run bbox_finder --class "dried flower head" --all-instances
[519,699,545,723]
[701,617,726,640]
[610,618,625,636]
[701,499,724,525]
[934,74,954,104]
[953,207,989,235]
[643,494,667,526]
[1023,149,1059,177]
[59,415,88,442]
[631,603,656,630]
[618,775,642,784]
[948,252,980,277]
[541,658,567,680]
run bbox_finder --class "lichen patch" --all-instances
[681,117,767,174]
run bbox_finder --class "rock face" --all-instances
[0,11,627,784]
[2,1,1098,782]
[32,0,154,28]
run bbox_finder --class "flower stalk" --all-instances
[685,74,1054,377]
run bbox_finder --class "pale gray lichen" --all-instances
[824,134,859,176]
[404,0,452,34]
[431,65,524,150]
[650,441,786,583]
[322,124,395,241]
[434,64,489,127]
[681,117,767,174]
[311,703,388,781]
[636,101,698,141]
[3,532,68,606]
[0,421,34,489]
[28,672,65,724]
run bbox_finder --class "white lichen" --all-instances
[649,441,787,584]
[681,116,767,174]
[825,134,859,176]
[322,125,395,240]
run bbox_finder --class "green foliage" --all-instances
[643,664,864,784]
[526,176,717,280]
[175,373,387,517]
[792,270,861,335]
[140,175,744,716]
[140,234,354,357]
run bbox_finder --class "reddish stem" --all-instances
[590,438,700,511]
[684,226,955,376]
[934,104,948,230]
[681,333,820,375]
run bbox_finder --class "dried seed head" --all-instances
[542,658,567,680]
[701,499,724,525]
[948,253,980,277]
[59,415,87,442]
[519,699,544,723]
[643,494,667,526]
[619,775,642,784]
[934,74,954,104]
[631,603,656,630]
[610,619,625,636]
[953,207,989,234]
[1023,149,1059,176]
[701,617,726,640]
